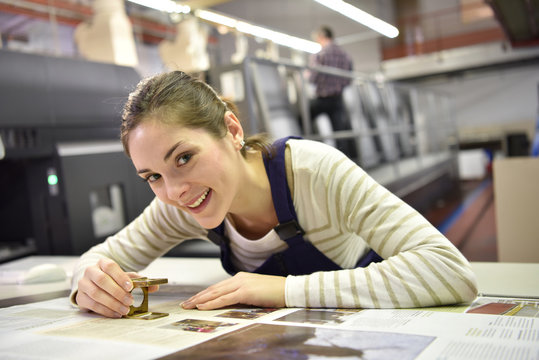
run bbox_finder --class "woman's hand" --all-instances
[181,272,286,310]
[75,258,158,318]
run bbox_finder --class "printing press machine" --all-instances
[0,49,154,263]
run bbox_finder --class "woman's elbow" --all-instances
[457,263,479,303]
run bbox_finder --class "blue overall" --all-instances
[207,137,383,276]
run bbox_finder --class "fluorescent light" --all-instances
[236,21,321,53]
[127,0,190,14]
[195,9,321,53]
[196,9,238,28]
[314,0,399,38]
[127,3,320,53]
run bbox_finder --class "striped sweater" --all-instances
[71,139,478,308]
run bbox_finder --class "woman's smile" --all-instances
[185,189,212,213]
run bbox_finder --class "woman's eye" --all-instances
[177,153,192,166]
[145,174,161,183]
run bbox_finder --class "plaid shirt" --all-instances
[310,42,353,97]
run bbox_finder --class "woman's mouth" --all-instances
[186,189,211,213]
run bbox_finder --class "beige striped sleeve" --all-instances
[70,197,208,304]
[284,140,478,309]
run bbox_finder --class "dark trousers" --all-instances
[310,94,357,159]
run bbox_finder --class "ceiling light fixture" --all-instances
[195,9,238,28]
[127,0,190,14]
[126,2,320,54]
[195,9,321,53]
[313,0,399,38]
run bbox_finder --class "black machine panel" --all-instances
[0,49,139,158]
[0,50,50,128]
[0,49,154,262]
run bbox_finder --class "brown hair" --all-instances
[121,71,272,157]
[318,25,333,39]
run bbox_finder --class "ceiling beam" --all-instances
[0,0,179,44]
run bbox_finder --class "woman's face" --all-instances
[128,115,243,229]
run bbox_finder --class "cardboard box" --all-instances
[493,157,539,262]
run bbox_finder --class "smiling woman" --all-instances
[70,70,478,319]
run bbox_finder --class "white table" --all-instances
[1,256,538,360]
[0,256,230,304]
[1,256,538,304]
[470,261,539,298]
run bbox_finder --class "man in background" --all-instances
[309,25,357,159]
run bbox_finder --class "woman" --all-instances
[72,71,477,318]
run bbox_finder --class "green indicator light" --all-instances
[48,174,58,186]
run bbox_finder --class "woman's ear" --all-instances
[224,111,244,150]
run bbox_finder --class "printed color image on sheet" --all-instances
[467,297,539,318]
[216,308,278,320]
[161,323,435,359]
[162,319,235,333]
[275,308,359,325]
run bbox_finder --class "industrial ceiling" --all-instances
[486,0,539,47]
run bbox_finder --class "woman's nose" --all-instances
[165,179,189,203]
